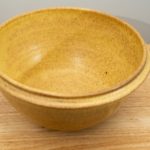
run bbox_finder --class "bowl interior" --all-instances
[0,8,144,97]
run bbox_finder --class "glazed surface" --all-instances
[0,9,144,96]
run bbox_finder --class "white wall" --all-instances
[0,0,150,24]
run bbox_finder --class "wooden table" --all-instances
[0,18,150,150]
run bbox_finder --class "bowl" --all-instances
[0,8,149,131]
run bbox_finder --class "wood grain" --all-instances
[0,75,150,150]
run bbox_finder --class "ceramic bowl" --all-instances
[0,8,149,131]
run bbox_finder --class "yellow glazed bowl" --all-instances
[0,8,149,131]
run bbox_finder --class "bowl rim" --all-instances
[1,49,149,109]
[0,7,147,99]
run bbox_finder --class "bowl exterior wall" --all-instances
[3,92,121,131]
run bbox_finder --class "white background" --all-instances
[0,0,150,24]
